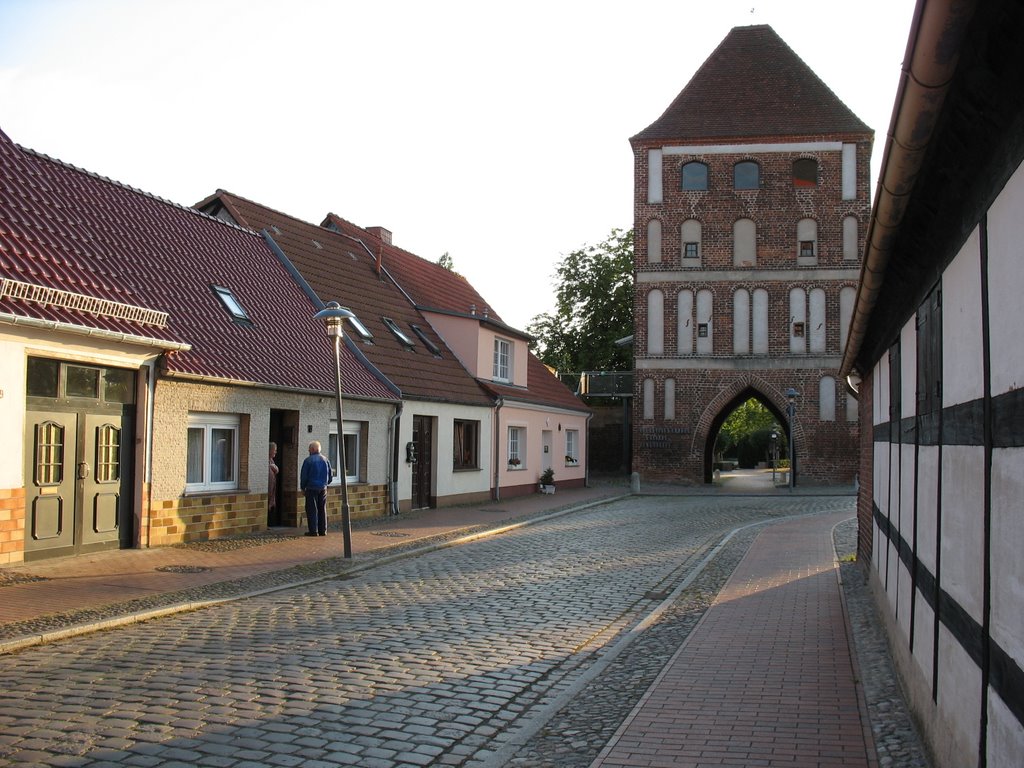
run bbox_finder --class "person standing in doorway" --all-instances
[268,442,279,518]
[300,440,333,536]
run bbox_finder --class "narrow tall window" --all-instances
[647,290,664,355]
[842,216,859,261]
[508,426,525,468]
[329,421,362,483]
[647,219,662,264]
[734,161,759,190]
[34,421,64,486]
[681,162,708,191]
[733,289,750,355]
[752,288,769,354]
[642,379,655,420]
[797,219,818,264]
[453,420,480,470]
[493,338,511,382]
[917,285,942,415]
[664,378,676,420]
[681,219,701,265]
[819,376,837,421]
[733,218,756,266]
[565,430,579,464]
[696,289,713,355]
[809,288,826,353]
[677,290,694,355]
[789,288,807,354]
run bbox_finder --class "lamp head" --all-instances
[785,387,799,403]
[314,301,356,338]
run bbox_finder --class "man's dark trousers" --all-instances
[305,488,328,535]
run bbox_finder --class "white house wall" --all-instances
[867,159,1024,768]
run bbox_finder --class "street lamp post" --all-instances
[314,301,357,558]
[785,388,799,490]
[770,430,778,484]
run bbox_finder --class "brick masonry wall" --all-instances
[0,487,26,566]
[631,137,870,485]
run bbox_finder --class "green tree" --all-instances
[527,228,633,375]
[437,252,458,273]
[717,398,785,468]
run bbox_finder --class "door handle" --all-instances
[78,462,90,479]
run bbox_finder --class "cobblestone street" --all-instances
[0,496,857,767]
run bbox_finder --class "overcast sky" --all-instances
[0,0,918,331]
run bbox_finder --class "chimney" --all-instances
[366,226,392,245]
[470,304,477,315]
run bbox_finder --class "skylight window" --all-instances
[383,317,416,349]
[346,315,374,342]
[211,285,250,323]
[411,324,443,357]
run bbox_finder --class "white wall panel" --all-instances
[915,445,940,574]
[987,159,1024,397]
[936,626,982,765]
[901,321,917,420]
[940,445,986,622]
[991,447,1024,677]
[942,229,984,407]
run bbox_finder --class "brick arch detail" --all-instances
[691,376,806,483]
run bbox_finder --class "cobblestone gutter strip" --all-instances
[833,518,933,768]
[0,496,624,652]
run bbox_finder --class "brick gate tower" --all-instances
[629,25,871,485]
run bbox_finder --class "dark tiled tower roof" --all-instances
[632,25,870,144]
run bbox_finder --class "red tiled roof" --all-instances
[478,354,590,414]
[205,191,493,407]
[317,214,586,413]
[0,128,396,402]
[632,25,871,144]
[321,213,527,337]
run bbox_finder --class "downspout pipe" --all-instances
[842,0,977,378]
[389,402,403,515]
[489,399,501,501]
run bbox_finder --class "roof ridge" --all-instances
[19,147,261,237]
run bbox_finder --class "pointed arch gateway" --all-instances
[696,378,801,484]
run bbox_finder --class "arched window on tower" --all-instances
[646,289,664,355]
[643,379,655,420]
[734,161,760,190]
[647,219,662,264]
[681,219,702,266]
[797,218,818,265]
[840,286,857,350]
[733,218,756,267]
[793,158,818,188]
[681,161,708,191]
[664,378,676,420]
[790,287,807,354]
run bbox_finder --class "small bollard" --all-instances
[630,471,640,493]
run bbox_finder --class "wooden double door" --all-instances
[24,359,135,561]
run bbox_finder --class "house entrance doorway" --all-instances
[411,415,434,510]
[23,358,135,561]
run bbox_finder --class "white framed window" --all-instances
[565,430,579,465]
[507,426,525,469]
[454,419,480,470]
[493,337,512,382]
[186,413,239,492]
[329,420,362,483]
[211,285,250,323]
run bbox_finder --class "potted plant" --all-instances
[539,467,555,494]
[564,454,578,465]
[508,457,521,469]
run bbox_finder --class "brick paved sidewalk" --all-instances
[591,510,875,768]
[0,486,624,644]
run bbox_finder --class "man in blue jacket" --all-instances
[300,440,333,536]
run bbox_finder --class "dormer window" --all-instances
[493,337,512,382]
[383,317,415,349]
[346,315,374,342]
[211,285,250,324]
